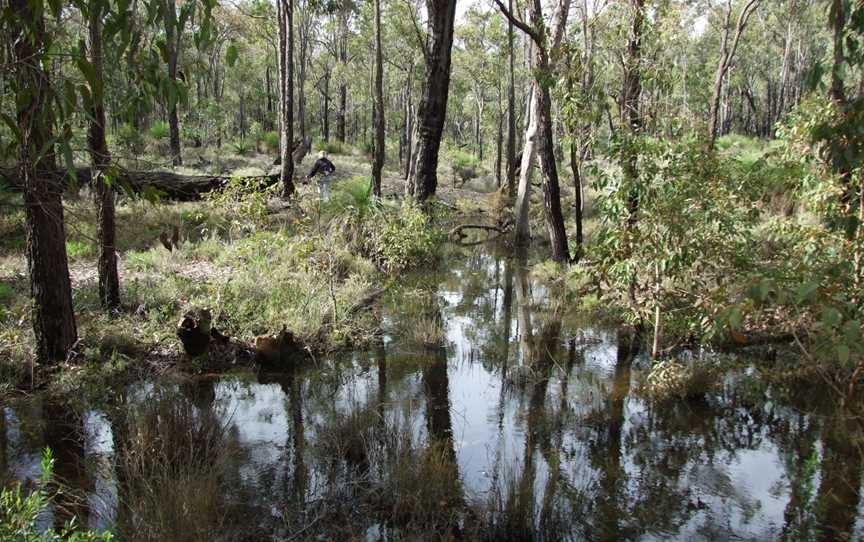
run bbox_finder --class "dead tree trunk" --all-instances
[11,0,78,362]
[405,0,458,202]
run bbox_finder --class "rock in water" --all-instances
[177,308,212,356]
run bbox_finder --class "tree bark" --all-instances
[496,0,571,262]
[336,12,348,143]
[163,0,182,166]
[371,0,385,197]
[621,0,645,232]
[87,0,120,310]
[505,0,517,196]
[11,0,78,362]
[278,0,296,198]
[405,0,458,202]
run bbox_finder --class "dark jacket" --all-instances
[307,157,335,178]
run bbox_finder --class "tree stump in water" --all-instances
[254,327,305,365]
[177,308,213,357]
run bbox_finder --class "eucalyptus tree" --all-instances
[706,0,761,148]
[405,0,459,202]
[83,0,121,309]
[371,0,384,197]
[278,0,296,197]
[4,0,77,362]
[495,0,571,263]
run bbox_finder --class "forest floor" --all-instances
[0,144,531,399]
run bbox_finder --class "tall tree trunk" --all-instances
[11,0,78,362]
[87,0,120,310]
[164,0,182,166]
[298,14,309,141]
[497,0,571,262]
[621,0,644,231]
[371,0,385,197]
[266,64,274,130]
[570,139,583,262]
[336,15,348,143]
[505,0,517,196]
[279,0,296,197]
[495,108,503,187]
[321,68,330,140]
[405,0,458,202]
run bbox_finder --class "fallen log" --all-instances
[0,166,282,201]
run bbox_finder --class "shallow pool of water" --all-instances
[2,243,862,541]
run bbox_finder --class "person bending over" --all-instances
[306,150,336,200]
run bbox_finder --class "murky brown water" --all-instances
[2,243,863,540]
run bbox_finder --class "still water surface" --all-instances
[1,243,862,540]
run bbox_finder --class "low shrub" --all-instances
[149,121,170,140]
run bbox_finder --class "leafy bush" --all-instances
[367,203,442,273]
[114,123,144,153]
[203,175,279,236]
[262,131,280,153]
[0,448,114,541]
[451,149,480,184]
[317,140,345,155]
[644,359,717,401]
[231,139,251,156]
[66,240,95,260]
[149,121,170,140]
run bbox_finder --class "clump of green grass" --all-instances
[66,239,95,260]
[317,140,345,155]
[116,391,239,540]
[149,121,170,140]
[643,359,718,402]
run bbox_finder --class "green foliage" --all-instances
[317,141,345,155]
[231,139,251,156]
[149,121,170,140]
[65,240,95,260]
[262,131,280,153]
[592,137,757,339]
[450,149,480,183]
[203,175,278,235]
[113,123,144,153]
[367,203,442,273]
[0,448,113,541]
[644,359,717,402]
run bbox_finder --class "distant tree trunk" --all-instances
[163,0,182,166]
[336,15,348,143]
[11,0,78,362]
[404,63,415,179]
[708,0,760,149]
[405,0,458,202]
[570,139,583,262]
[266,64,274,130]
[320,68,330,140]
[495,107,503,187]
[278,0,296,197]
[505,0,517,196]
[298,11,310,141]
[87,0,120,310]
[371,0,385,197]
